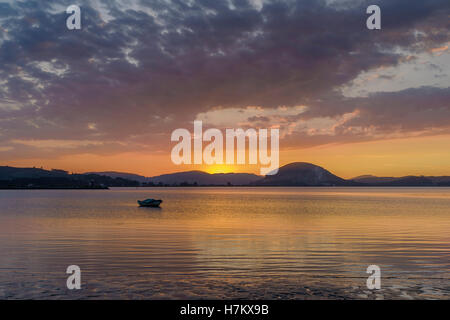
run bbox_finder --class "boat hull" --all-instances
[138,200,162,207]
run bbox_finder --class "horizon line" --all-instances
[2,162,450,180]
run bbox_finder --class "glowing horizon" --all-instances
[3,133,450,180]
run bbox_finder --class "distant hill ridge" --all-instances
[0,166,70,179]
[2,163,450,187]
[86,162,450,186]
[89,170,261,186]
[0,166,139,189]
[85,171,150,183]
[352,174,450,186]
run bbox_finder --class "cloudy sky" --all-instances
[0,0,449,177]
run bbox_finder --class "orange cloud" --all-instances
[430,45,448,55]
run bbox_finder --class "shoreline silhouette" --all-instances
[2,162,450,188]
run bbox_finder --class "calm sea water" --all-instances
[0,187,449,299]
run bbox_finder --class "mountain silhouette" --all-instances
[148,171,261,185]
[86,171,150,183]
[351,175,398,184]
[89,170,261,186]
[2,164,450,187]
[253,162,355,186]
[0,166,139,189]
[352,175,450,186]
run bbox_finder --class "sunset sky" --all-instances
[0,0,449,178]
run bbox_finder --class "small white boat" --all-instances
[138,198,163,207]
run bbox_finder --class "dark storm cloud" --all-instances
[0,0,449,158]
